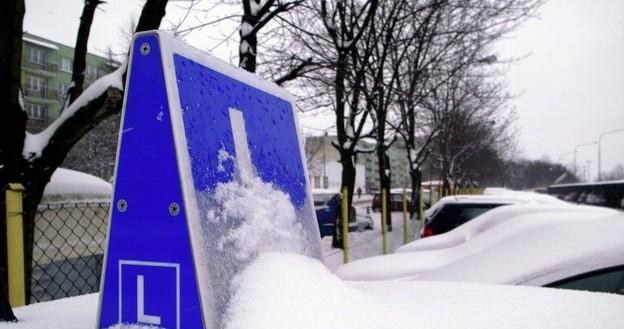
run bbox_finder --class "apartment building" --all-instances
[21,32,117,131]
[304,135,411,192]
[359,140,411,191]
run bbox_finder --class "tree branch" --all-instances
[274,57,313,85]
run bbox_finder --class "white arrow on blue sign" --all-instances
[97,31,321,329]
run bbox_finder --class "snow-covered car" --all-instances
[421,193,566,237]
[412,214,624,295]
[396,203,618,253]
[334,208,616,281]
[425,192,565,217]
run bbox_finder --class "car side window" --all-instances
[456,207,491,226]
[547,266,624,295]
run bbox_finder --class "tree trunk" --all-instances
[67,0,104,106]
[0,0,25,321]
[239,13,258,73]
[409,168,422,218]
[332,149,356,248]
[377,147,392,232]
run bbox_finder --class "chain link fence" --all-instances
[30,201,109,303]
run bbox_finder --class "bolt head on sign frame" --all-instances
[98,31,322,329]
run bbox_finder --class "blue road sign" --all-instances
[98,31,321,329]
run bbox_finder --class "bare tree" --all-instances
[427,64,515,193]
[602,164,624,181]
[0,0,169,318]
[357,0,412,230]
[389,0,541,207]
[238,0,303,73]
[275,0,379,216]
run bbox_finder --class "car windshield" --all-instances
[547,266,624,295]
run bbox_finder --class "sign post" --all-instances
[98,31,321,329]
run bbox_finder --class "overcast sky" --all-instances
[23,0,624,180]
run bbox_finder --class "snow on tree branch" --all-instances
[22,62,127,160]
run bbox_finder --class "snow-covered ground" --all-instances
[321,209,419,271]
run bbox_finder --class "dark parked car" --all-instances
[371,192,412,212]
[314,192,372,237]
[423,198,520,237]
[314,192,355,237]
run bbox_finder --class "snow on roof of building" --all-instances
[23,36,60,50]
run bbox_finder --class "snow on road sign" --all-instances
[98,31,321,329]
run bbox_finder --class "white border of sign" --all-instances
[118,260,181,329]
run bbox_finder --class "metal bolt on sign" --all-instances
[117,199,128,212]
[169,202,180,216]
[140,43,151,56]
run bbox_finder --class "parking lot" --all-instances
[321,205,420,271]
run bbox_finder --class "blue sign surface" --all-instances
[98,34,204,329]
[174,54,307,207]
[99,32,321,329]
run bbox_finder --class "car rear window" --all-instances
[430,203,508,233]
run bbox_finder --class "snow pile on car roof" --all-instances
[415,214,624,286]
[335,210,616,281]
[397,203,618,253]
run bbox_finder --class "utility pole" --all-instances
[598,128,624,181]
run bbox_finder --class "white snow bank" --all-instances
[11,293,96,329]
[42,167,112,201]
[226,253,624,329]
[10,253,624,329]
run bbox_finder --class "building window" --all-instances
[26,76,47,98]
[27,46,47,65]
[86,64,98,79]
[58,82,70,100]
[323,176,329,189]
[24,103,48,120]
[60,57,73,72]
[313,176,321,188]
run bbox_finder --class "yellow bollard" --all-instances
[381,188,388,255]
[402,189,408,244]
[6,183,26,307]
[419,189,425,236]
[341,187,349,264]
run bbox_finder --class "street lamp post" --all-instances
[573,141,597,179]
[598,128,624,181]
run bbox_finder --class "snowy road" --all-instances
[321,208,420,271]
